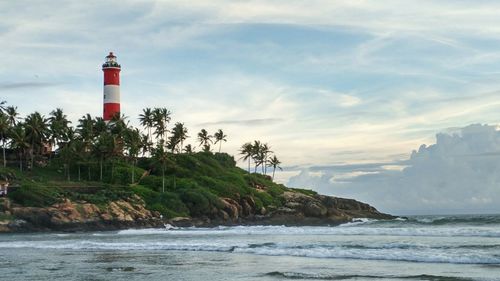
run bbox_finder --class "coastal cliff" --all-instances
[0,152,394,233]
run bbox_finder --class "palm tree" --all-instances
[24,112,49,169]
[0,114,9,167]
[77,114,95,180]
[152,143,169,193]
[59,135,76,181]
[93,131,114,181]
[93,117,108,136]
[214,129,227,153]
[172,122,188,152]
[167,135,179,153]
[139,107,154,143]
[9,124,29,171]
[0,101,5,113]
[49,108,71,153]
[197,129,212,151]
[260,143,272,175]
[152,107,171,144]
[251,140,263,173]
[72,137,86,181]
[5,106,20,127]
[267,155,282,180]
[239,142,253,173]
[124,127,141,184]
[140,133,152,157]
[183,144,194,154]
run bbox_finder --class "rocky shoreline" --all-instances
[0,190,395,233]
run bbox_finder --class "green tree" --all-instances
[24,112,49,169]
[5,106,20,127]
[93,131,114,181]
[261,143,272,175]
[239,142,253,173]
[77,114,95,180]
[267,155,282,180]
[214,129,227,153]
[139,107,154,143]
[197,129,212,151]
[173,122,189,153]
[124,127,142,184]
[48,108,71,150]
[9,124,29,171]
[152,107,171,144]
[183,144,194,154]
[152,143,169,193]
[59,133,76,181]
[0,114,9,167]
[251,140,263,173]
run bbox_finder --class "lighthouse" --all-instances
[102,52,121,121]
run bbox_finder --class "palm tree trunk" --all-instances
[19,152,23,172]
[111,160,114,181]
[2,137,6,168]
[131,158,135,184]
[264,155,268,175]
[78,164,81,181]
[162,164,165,193]
[99,156,103,181]
[30,138,34,170]
[272,167,276,180]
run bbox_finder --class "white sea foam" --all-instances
[115,225,500,238]
[1,239,498,264]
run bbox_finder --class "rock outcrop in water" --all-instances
[0,196,163,232]
[182,190,395,227]
[0,189,393,232]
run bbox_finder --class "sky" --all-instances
[2,0,500,214]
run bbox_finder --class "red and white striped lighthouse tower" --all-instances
[102,52,121,121]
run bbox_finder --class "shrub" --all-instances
[9,182,61,207]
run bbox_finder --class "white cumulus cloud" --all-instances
[288,124,500,215]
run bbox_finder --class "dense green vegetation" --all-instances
[0,152,288,218]
[0,101,288,219]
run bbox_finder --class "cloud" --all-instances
[198,118,284,127]
[0,82,58,91]
[288,124,500,215]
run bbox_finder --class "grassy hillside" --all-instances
[1,152,311,219]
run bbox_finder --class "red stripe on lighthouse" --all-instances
[103,103,120,120]
[103,68,120,85]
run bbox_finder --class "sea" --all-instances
[1,215,500,280]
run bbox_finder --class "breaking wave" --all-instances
[1,238,499,264]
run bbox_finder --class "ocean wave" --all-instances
[404,215,500,226]
[265,271,475,281]
[115,225,500,238]
[1,239,499,265]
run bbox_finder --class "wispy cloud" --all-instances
[198,118,284,127]
[0,82,59,91]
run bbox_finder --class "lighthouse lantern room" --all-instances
[102,52,121,121]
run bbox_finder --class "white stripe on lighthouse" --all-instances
[103,85,120,103]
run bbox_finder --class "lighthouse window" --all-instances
[114,73,117,77]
